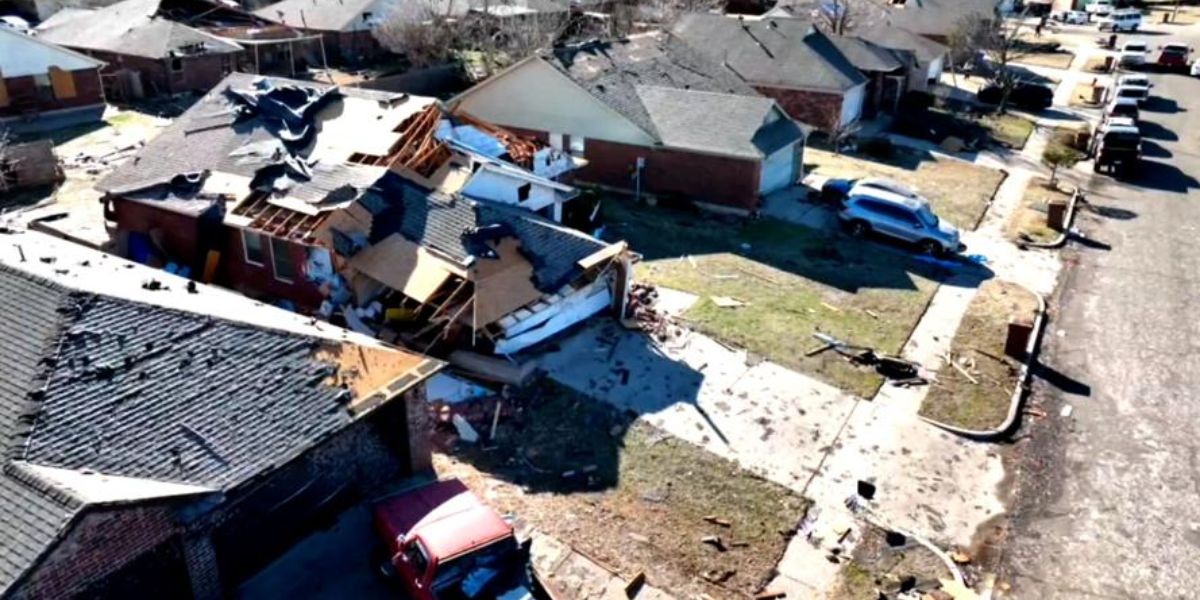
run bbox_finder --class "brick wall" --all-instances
[0,68,104,119]
[85,50,235,99]
[505,126,763,212]
[755,86,844,133]
[13,504,182,600]
[110,199,325,311]
[207,388,428,588]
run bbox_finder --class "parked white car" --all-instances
[1116,73,1152,88]
[838,190,963,256]
[1118,40,1149,66]
[1108,83,1151,107]
[0,15,32,34]
[1098,9,1142,32]
[1053,10,1090,24]
[848,178,923,201]
[1191,59,1200,77]
[1087,0,1116,16]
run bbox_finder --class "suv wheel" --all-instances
[846,220,870,237]
[919,239,944,257]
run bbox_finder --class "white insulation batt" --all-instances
[493,282,613,355]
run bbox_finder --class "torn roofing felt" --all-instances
[351,172,608,292]
[35,0,253,59]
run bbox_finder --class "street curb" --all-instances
[920,289,1049,441]
[1021,185,1082,249]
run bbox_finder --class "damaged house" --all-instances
[452,31,807,214]
[0,26,105,129]
[0,229,443,599]
[100,72,629,356]
[35,0,327,100]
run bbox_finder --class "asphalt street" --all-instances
[1002,29,1200,600]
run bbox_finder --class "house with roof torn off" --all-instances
[35,0,329,101]
[0,228,443,600]
[452,31,807,215]
[99,72,630,356]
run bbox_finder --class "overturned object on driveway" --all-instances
[811,333,921,381]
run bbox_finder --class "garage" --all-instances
[759,141,800,195]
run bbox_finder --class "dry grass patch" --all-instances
[918,281,1039,431]
[807,148,1006,230]
[1083,56,1113,73]
[1007,178,1071,245]
[437,382,808,599]
[1069,82,1107,107]
[1012,51,1076,70]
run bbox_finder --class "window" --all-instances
[549,133,564,150]
[269,236,297,282]
[33,74,54,102]
[568,135,585,156]
[517,183,532,202]
[170,58,184,73]
[242,230,266,266]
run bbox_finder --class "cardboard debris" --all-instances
[711,296,747,308]
[938,578,981,600]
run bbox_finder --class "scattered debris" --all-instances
[938,578,981,600]
[820,302,841,313]
[703,515,732,527]
[949,550,972,564]
[452,414,480,443]
[701,535,727,551]
[857,480,877,501]
[755,590,787,600]
[1060,404,1074,418]
[700,568,736,583]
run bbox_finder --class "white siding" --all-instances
[926,56,946,85]
[759,143,797,194]
[840,83,867,127]
[460,169,560,211]
[455,59,657,147]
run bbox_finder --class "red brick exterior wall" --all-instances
[13,504,181,600]
[0,68,104,118]
[83,49,235,98]
[754,85,844,133]
[506,126,763,212]
[110,199,326,310]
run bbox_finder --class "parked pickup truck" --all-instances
[1155,43,1191,72]
[373,479,535,600]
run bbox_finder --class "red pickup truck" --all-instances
[1156,43,1191,72]
[373,479,533,600]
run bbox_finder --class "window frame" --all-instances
[568,134,585,156]
[33,73,55,101]
[269,236,297,283]
[241,229,267,266]
[517,182,532,202]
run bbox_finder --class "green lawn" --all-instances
[605,198,947,397]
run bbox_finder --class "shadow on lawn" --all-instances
[602,197,994,294]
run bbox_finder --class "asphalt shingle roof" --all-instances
[255,0,389,32]
[99,72,401,197]
[545,31,762,139]
[671,14,866,92]
[36,0,243,59]
[0,254,439,595]
[634,86,803,159]
[359,173,608,291]
[855,24,949,63]
[766,0,999,38]
[827,35,905,73]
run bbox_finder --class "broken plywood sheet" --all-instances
[530,534,671,600]
[576,241,627,271]
[349,233,456,303]
[311,94,434,161]
[471,237,544,327]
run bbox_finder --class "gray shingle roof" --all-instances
[766,0,997,40]
[856,25,949,63]
[255,0,389,32]
[671,14,866,92]
[36,0,243,59]
[828,35,905,73]
[359,173,608,291]
[99,72,402,197]
[0,252,440,595]
[634,86,803,159]
[545,31,762,140]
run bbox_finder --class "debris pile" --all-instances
[626,283,682,341]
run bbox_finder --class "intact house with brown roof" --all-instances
[0,27,105,130]
[99,72,630,357]
[35,0,327,101]
[0,228,443,600]
[451,31,807,214]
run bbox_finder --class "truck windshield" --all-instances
[916,206,939,228]
[1119,88,1148,98]
[1103,132,1141,149]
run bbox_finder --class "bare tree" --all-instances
[373,2,468,70]
[0,131,12,195]
[948,9,1029,113]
